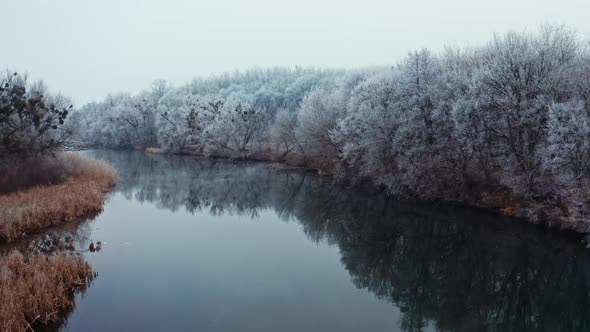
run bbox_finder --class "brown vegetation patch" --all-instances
[0,251,94,331]
[0,153,117,243]
[145,147,166,154]
[0,155,74,194]
[479,189,526,216]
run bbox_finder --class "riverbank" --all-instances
[140,147,588,235]
[0,153,116,330]
[0,153,117,243]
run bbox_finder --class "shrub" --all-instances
[0,72,72,159]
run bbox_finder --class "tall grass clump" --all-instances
[0,251,94,331]
[0,153,117,243]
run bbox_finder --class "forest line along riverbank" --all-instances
[140,146,590,239]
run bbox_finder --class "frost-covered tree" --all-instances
[155,90,186,151]
[543,100,590,226]
[475,27,578,195]
[202,100,267,158]
[270,110,301,160]
[545,101,590,181]
[388,49,446,196]
[296,89,343,161]
[337,71,400,186]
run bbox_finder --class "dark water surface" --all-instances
[44,151,590,331]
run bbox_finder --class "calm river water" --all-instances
[41,151,590,331]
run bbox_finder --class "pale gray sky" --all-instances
[1,0,589,104]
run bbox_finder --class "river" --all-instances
[25,150,590,331]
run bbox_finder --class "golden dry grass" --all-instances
[0,251,95,331]
[0,153,117,243]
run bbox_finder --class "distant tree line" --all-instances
[65,25,590,230]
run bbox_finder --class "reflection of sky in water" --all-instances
[58,151,590,332]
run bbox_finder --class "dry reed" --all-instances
[0,251,95,331]
[0,153,117,243]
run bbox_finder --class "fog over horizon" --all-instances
[1,0,589,105]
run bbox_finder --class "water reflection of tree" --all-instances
[92,150,590,332]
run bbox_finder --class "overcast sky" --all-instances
[1,0,589,104]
